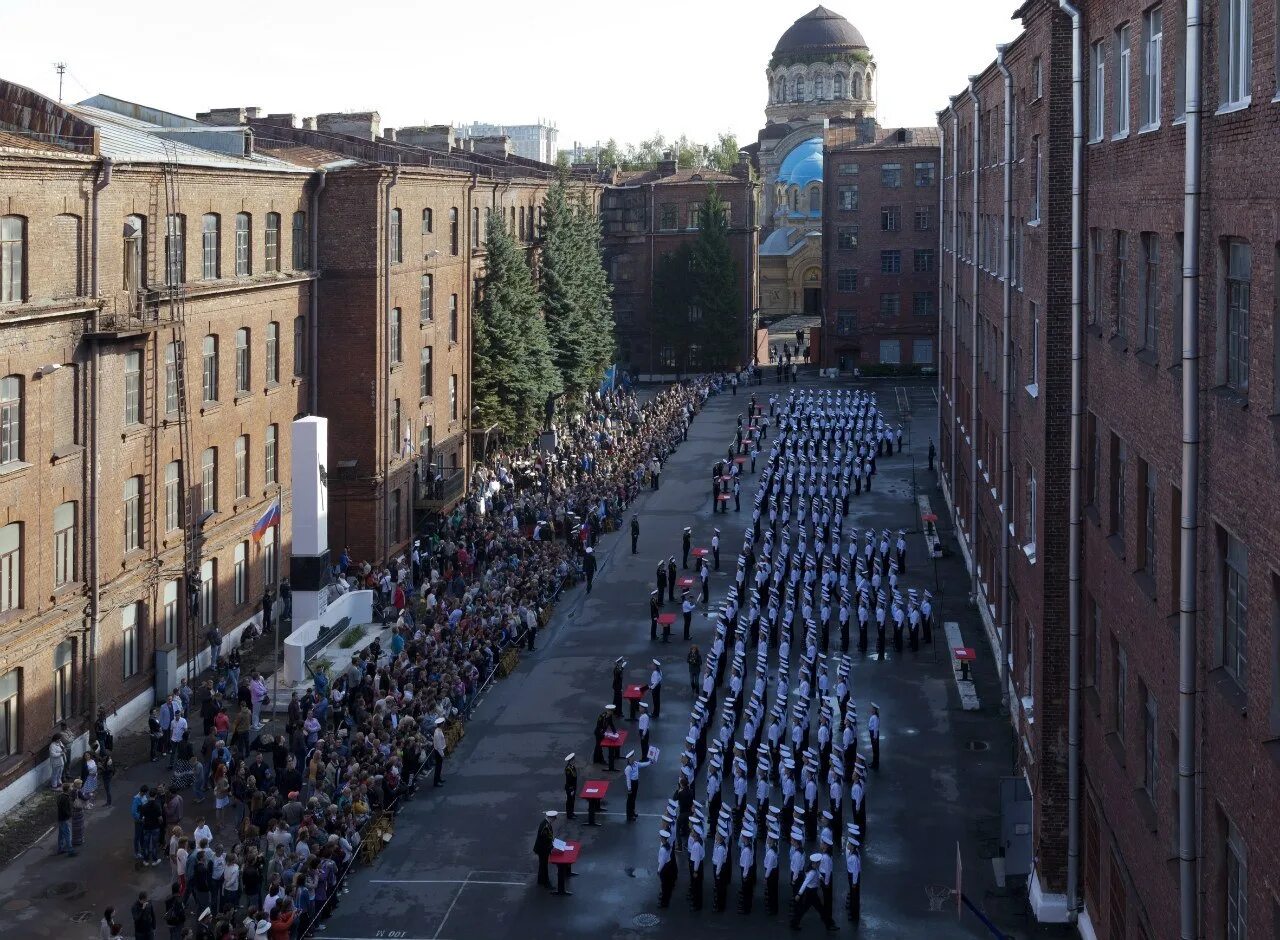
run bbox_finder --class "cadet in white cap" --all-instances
[533,811,556,888]
[681,591,696,641]
[868,704,881,769]
[737,824,757,914]
[712,528,721,570]
[564,753,579,819]
[624,749,653,822]
[583,545,597,593]
[763,826,781,915]
[657,829,679,907]
[432,717,447,787]
[650,660,663,718]
[845,823,863,923]
[593,704,617,766]
[687,821,707,911]
[789,853,835,930]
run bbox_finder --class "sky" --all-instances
[4,0,1022,150]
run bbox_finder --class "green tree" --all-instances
[472,210,560,444]
[689,186,742,369]
[708,133,741,173]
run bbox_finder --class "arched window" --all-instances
[809,186,822,214]
[234,212,251,276]
[866,75,873,99]
[123,215,146,295]
[815,76,825,100]
[852,74,863,99]
[202,335,218,402]
[795,77,806,100]
[1,216,27,303]
[264,212,280,273]
[834,74,845,98]
[201,213,220,279]
[235,326,251,394]
[389,208,402,263]
[291,211,307,269]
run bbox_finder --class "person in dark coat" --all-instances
[533,813,555,888]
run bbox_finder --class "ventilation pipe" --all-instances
[936,112,946,459]
[1177,4,1203,938]
[383,163,400,563]
[308,168,326,416]
[967,79,979,555]
[949,100,960,510]
[1056,0,1084,920]
[996,46,1013,716]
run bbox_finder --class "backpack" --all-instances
[164,895,185,926]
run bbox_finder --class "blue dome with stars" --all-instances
[777,137,824,187]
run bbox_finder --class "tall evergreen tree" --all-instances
[689,186,742,369]
[472,210,560,445]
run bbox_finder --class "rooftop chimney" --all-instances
[315,111,382,140]
[244,107,262,120]
[383,128,397,142]
[262,113,297,128]
[657,149,678,176]
[470,135,512,158]
[301,116,316,131]
[396,125,454,151]
[199,107,247,126]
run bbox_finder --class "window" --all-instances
[1032,56,1044,99]
[1219,0,1253,108]
[881,206,900,232]
[449,208,459,255]
[118,601,140,680]
[913,292,937,316]
[1142,7,1163,128]
[659,204,677,231]
[0,215,26,302]
[160,341,178,415]
[879,293,901,316]
[263,212,280,273]
[1115,24,1132,136]
[879,340,902,364]
[838,186,859,210]
[420,346,433,398]
[165,214,186,286]
[234,541,248,605]
[264,321,279,385]
[162,581,179,646]
[881,164,902,188]
[1139,682,1159,800]
[291,211,307,269]
[390,307,403,365]
[1111,434,1128,541]
[201,213,220,279]
[1115,231,1130,337]
[165,461,182,532]
[422,207,433,234]
[814,75,825,99]
[199,560,215,628]
[1089,229,1105,321]
[914,162,936,187]
[0,669,16,756]
[0,375,21,465]
[1031,136,1042,223]
[1026,464,1038,547]
[837,269,857,291]
[1140,459,1157,577]
[234,434,249,500]
[1141,233,1160,351]
[392,488,403,543]
[235,327,251,394]
[1086,412,1100,506]
[834,73,845,97]
[293,316,306,377]
[124,350,143,425]
[449,374,459,420]
[1221,838,1253,940]
[201,448,217,514]
[839,162,859,176]
[912,339,934,365]
[202,335,218,402]
[261,525,277,585]
[472,206,480,248]
[0,523,18,612]
[915,206,932,231]
[123,215,144,295]
[881,250,901,274]
[124,475,142,553]
[1091,41,1107,141]
[420,273,433,321]
[233,212,252,276]
[836,311,855,336]
[837,226,859,250]
[1114,638,1128,738]
[1222,529,1248,681]
[264,424,277,486]
[389,208,403,263]
[795,77,806,99]
[53,639,74,723]
[53,502,75,587]
[449,295,459,343]
[1030,301,1041,388]
[1224,239,1251,391]
[914,249,935,273]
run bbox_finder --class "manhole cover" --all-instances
[633,913,661,928]
[966,740,990,751]
[44,881,82,899]
[3,899,29,911]
[69,911,94,923]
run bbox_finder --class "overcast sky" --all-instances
[5,0,1022,149]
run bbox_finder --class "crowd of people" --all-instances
[80,376,738,940]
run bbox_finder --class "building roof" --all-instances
[0,127,74,155]
[777,137,824,187]
[760,227,818,257]
[829,126,941,152]
[614,167,743,186]
[767,314,822,335]
[774,6,868,56]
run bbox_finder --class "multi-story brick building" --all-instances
[939,2,1280,939]
[600,155,760,374]
[821,119,941,370]
[0,82,315,810]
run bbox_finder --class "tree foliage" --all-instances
[472,211,560,444]
[563,132,742,172]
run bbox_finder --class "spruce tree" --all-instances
[690,186,742,369]
[473,210,560,444]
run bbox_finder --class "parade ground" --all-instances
[319,375,1061,940]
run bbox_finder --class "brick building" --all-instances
[0,82,315,809]
[939,3,1280,939]
[821,119,941,370]
[600,155,760,374]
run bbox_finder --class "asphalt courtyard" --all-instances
[319,375,1059,940]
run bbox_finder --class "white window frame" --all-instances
[1091,40,1107,142]
[234,541,248,605]
[121,601,139,679]
[163,580,179,646]
[53,501,75,588]
[1114,24,1132,138]
[0,669,19,756]
[1219,0,1253,111]
[1141,7,1164,129]
[0,523,17,613]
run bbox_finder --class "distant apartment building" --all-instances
[454,121,558,164]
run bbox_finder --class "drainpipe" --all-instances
[996,46,1013,717]
[1057,0,1084,920]
[86,155,112,728]
[949,100,960,511]
[936,112,946,458]
[465,172,477,474]
[383,163,400,563]
[967,79,979,554]
[307,168,326,416]
[1177,3,1203,938]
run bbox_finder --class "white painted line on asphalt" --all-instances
[597,811,664,818]
[371,879,527,886]
[433,882,468,940]
[944,621,981,711]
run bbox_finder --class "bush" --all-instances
[338,626,366,649]
[497,647,520,679]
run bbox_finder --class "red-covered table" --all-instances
[549,840,580,894]
[734,456,748,464]
[676,577,695,590]
[717,494,732,502]
[580,781,609,826]
[691,547,709,558]
[953,646,976,681]
[599,729,627,770]
[623,683,646,720]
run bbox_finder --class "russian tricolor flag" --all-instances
[251,499,281,542]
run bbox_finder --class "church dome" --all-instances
[777,137,824,188]
[773,6,868,57]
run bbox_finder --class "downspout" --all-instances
[307,168,326,416]
[383,163,400,562]
[649,180,657,380]
[86,155,112,728]
[967,79,979,552]
[465,172,477,474]
[949,101,960,508]
[936,112,946,460]
[1057,0,1084,920]
[996,46,1013,717]
[1177,3,1203,938]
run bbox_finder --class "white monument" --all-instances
[290,416,330,626]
